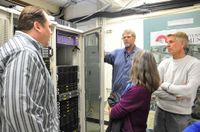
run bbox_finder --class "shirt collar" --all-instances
[15,31,43,53]
[123,45,137,54]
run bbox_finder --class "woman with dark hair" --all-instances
[109,50,160,132]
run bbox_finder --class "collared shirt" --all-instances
[0,31,59,132]
[104,46,140,95]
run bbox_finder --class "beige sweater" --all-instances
[154,55,200,114]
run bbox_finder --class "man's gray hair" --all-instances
[122,29,136,38]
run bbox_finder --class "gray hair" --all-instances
[167,32,189,53]
[122,29,136,38]
[176,32,189,51]
[130,50,160,93]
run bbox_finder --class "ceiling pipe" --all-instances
[68,0,200,23]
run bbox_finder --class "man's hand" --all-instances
[153,87,176,101]
[160,82,171,91]
[176,95,185,102]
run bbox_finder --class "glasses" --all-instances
[167,40,176,44]
[122,36,134,39]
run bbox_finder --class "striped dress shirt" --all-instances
[0,31,59,132]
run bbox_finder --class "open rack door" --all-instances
[83,27,104,132]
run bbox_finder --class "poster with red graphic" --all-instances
[150,27,200,46]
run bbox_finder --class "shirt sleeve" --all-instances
[153,88,176,101]
[154,60,176,100]
[3,51,50,132]
[104,50,116,65]
[110,86,148,119]
[158,59,168,83]
[166,61,200,97]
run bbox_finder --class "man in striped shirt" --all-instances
[0,6,58,131]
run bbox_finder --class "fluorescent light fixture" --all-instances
[168,18,194,26]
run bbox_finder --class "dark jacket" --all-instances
[106,92,121,132]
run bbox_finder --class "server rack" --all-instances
[57,65,79,132]
[51,26,104,132]
[42,47,53,74]
[0,6,13,47]
[53,28,81,132]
